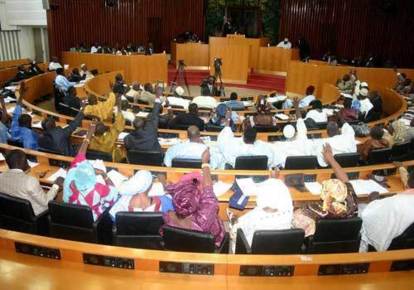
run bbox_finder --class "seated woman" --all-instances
[63,123,119,221]
[162,149,226,248]
[109,170,173,220]
[358,126,390,161]
[384,120,409,146]
[338,97,358,123]
[293,144,358,237]
[304,100,328,124]
[249,95,276,127]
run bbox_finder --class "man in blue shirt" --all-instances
[11,83,38,149]
[0,95,10,144]
[55,68,76,92]
[225,92,245,110]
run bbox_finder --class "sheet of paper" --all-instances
[118,132,129,141]
[213,181,233,197]
[136,112,149,118]
[349,179,389,196]
[236,178,257,196]
[5,86,17,92]
[148,182,166,197]
[47,168,67,182]
[32,121,43,129]
[90,159,106,173]
[107,170,128,188]
[4,96,16,103]
[305,182,322,195]
[267,96,287,103]
[96,174,106,185]
[275,113,289,120]
[28,160,39,168]
[243,101,253,107]
[0,153,5,161]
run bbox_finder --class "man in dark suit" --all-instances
[124,92,162,152]
[200,76,219,96]
[168,103,205,131]
[14,65,28,82]
[38,105,85,156]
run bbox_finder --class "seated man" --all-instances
[39,106,84,156]
[169,103,205,131]
[137,83,156,105]
[48,56,63,71]
[0,95,10,144]
[13,65,29,82]
[200,76,219,97]
[225,92,245,110]
[109,170,173,220]
[229,177,293,251]
[27,60,44,76]
[89,99,125,162]
[84,85,118,121]
[0,149,62,215]
[358,126,390,161]
[68,68,85,83]
[336,74,355,95]
[359,166,414,252]
[124,94,162,152]
[299,85,316,108]
[314,121,357,167]
[11,84,39,149]
[55,68,76,93]
[162,149,225,248]
[63,124,118,221]
[79,64,93,79]
[357,88,374,121]
[63,86,82,110]
[164,125,209,167]
[125,82,141,102]
[218,112,275,168]
[304,100,328,124]
[276,38,292,49]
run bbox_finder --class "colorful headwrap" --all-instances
[70,160,97,194]
[166,172,203,218]
[320,179,348,214]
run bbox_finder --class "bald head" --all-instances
[327,121,339,137]
[187,125,200,142]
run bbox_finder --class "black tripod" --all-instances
[172,60,191,96]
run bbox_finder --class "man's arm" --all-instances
[144,99,161,131]
[28,177,60,210]
[63,102,86,136]
[11,83,26,139]
[323,143,349,183]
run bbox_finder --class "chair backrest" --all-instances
[284,155,318,170]
[171,158,202,168]
[127,150,164,166]
[48,201,98,242]
[235,155,268,170]
[391,142,411,159]
[86,150,113,162]
[7,139,23,148]
[334,153,361,167]
[250,229,305,254]
[172,124,190,130]
[367,147,392,165]
[115,212,164,235]
[162,225,216,253]
[309,217,362,253]
[389,223,414,250]
[254,125,278,133]
[0,192,38,233]
[205,124,224,132]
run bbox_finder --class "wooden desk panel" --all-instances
[175,43,209,69]
[257,47,299,74]
[0,58,29,69]
[62,52,168,84]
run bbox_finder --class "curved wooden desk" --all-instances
[0,58,30,70]
[0,229,414,290]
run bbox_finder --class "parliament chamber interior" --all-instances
[1,0,414,289]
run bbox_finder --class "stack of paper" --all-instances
[148,182,166,197]
[349,179,389,196]
[243,101,253,107]
[213,181,233,197]
[107,170,128,188]
[305,182,322,195]
[90,159,106,173]
[47,168,67,182]
[28,160,39,168]
[275,113,290,120]
[136,112,149,118]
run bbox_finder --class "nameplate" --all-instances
[391,259,414,271]
[159,261,214,275]
[318,263,369,275]
[239,265,294,277]
[83,253,134,270]
[15,242,61,260]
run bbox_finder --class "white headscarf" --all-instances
[283,124,296,139]
[119,170,153,196]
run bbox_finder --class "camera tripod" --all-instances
[172,60,191,96]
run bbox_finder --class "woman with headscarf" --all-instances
[250,95,275,127]
[109,170,174,220]
[293,144,358,236]
[162,149,226,248]
[63,124,119,221]
[384,120,408,146]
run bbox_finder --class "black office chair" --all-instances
[171,158,202,168]
[366,147,392,165]
[235,228,305,254]
[162,225,229,253]
[0,192,49,235]
[38,147,70,168]
[171,124,190,130]
[7,139,23,148]
[391,142,411,161]
[86,150,113,162]
[306,217,362,254]
[205,124,224,132]
[112,212,164,250]
[284,155,318,170]
[334,153,361,167]
[388,223,414,250]
[127,150,164,166]
[254,125,278,133]
[48,201,112,244]
[235,155,268,170]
